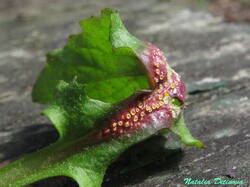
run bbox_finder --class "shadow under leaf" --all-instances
[0,124,59,162]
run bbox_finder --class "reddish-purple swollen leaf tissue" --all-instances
[97,43,185,139]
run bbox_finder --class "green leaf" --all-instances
[43,81,113,141]
[170,113,204,148]
[110,11,144,50]
[32,8,148,104]
[0,8,203,187]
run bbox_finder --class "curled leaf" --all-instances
[0,8,203,187]
[170,114,204,148]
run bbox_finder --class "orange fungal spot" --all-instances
[152,104,156,110]
[133,116,138,122]
[155,69,160,75]
[146,106,151,111]
[164,92,169,97]
[138,102,144,109]
[159,101,164,106]
[154,62,160,68]
[118,121,123,126]
[156,103,160,108]
[158,95,163,100]
[140,111,145,117]
[130,108,136,115]
[126,113,131,119]
[112,122,117,127]
[125,122,130,127]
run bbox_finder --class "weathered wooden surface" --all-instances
[0,0,249,186]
